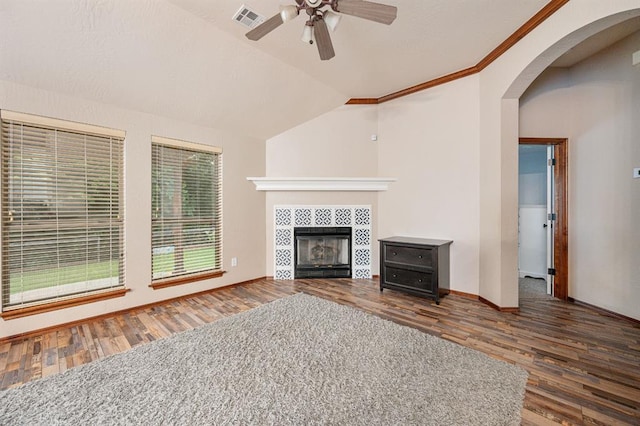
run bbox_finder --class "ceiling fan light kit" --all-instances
[280,5,299,22]
[245,0,397,61]
[301,23,315,44]
[324,10,342,32]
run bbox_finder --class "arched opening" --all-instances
[493,7,640,317]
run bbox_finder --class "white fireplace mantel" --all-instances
[247,177,396,192]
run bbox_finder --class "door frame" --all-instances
[519,137,568,301]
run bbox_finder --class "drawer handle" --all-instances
[393,252,397,256]
[392,274,397,278]
[418,255,423,259]
[418,279,422,283]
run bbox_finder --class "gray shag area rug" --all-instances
[0,294,528,425]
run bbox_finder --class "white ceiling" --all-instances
[2,0,636,140]
[168,0,549,98]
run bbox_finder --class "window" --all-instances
[1,111,125,316]
[151,136,222,286]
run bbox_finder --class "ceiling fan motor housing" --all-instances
[247,0,397,61]
[305,0,324,8]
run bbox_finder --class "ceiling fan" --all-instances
[245,0,398,61]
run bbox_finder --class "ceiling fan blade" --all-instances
[335,0,397,25]
[245,13,284,41]
[314,19,335,61]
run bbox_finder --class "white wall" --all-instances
[345,1,640,310]
[479,1,640,309]
[520,31,640,320]
[265,105,380,276]
[5,2,640,337]
[264,2,640,320]
[266,105,379,178]
[377,76,481,295]
[265,81,482,296]
[0,80,266,338]
[519,67,573,138]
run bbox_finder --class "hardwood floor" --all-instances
[1,278,639,425]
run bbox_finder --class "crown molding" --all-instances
[346,0,570,105]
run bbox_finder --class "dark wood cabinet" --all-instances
[379,236,452,304]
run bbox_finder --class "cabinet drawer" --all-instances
[384,267,434,293]
[385,245,433,268]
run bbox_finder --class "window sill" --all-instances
[150,270,226,290]
[1,288,130,320]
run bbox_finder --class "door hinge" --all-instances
[548,158,556,166]
[548,268,556,275]
[547,213,556,221]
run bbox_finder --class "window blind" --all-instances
[1,111,125,311]
[151,136,222,282]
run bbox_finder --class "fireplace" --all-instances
[273,205,371,280]
[294,227,351,278]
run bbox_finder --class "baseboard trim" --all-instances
[567,297,640,325]
[449,289,479,300]
[0,276,268,344]
[479,296,519,313]
[268,275,380,280]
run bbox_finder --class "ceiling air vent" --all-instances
[232,5,265,29]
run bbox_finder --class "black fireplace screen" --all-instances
[294,227,351,278]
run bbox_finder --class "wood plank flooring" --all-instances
[1,278,639,425]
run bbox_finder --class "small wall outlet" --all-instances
[634,168,640,179]
[231,257,238,267]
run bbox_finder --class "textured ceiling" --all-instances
[168,0,550,98]
[1,0,566,139]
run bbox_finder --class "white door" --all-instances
[546,146,555,295]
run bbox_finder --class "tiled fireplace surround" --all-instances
[273,205,372,280]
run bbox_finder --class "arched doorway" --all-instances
[478,3,640,309]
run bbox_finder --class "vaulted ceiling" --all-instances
[1,1,630,140]
[167,0,549,98]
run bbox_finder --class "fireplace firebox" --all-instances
[294,227,351,278]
